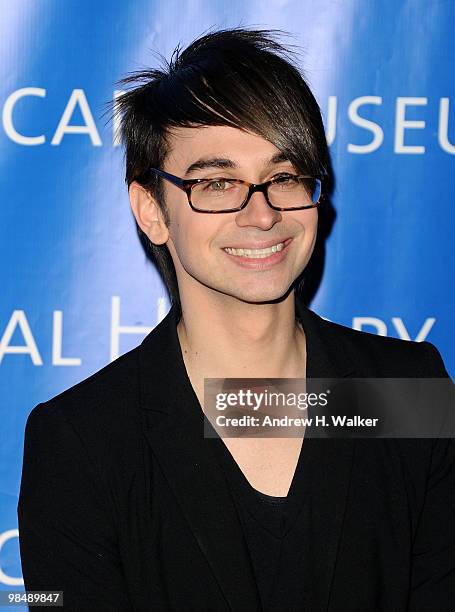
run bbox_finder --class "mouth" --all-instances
[221,238,293,268]
[223,238,291,259]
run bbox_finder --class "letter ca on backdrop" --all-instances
[2,88,455,153]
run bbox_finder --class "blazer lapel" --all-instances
[295,301,357,611]
[138,305,261,610]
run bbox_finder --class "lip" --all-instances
[222,238,293,269]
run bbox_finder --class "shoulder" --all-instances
[25,343,143,459]
[309,310,449,377]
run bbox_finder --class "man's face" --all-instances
[162,125,318,305]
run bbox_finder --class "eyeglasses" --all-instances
[146,168,323,213]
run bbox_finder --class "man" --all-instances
[18,29,454,611]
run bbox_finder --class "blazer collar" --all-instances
[295,298,357,379]
[139,297,357,415]
[138,298,356,611]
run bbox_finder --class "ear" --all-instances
[128,181,169,245]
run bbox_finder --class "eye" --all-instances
[272,173,299,185]
[203,178,234,192]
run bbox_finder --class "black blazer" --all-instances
[18,300,455,611]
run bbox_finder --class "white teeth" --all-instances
[224,241,286,258]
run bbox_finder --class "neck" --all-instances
[176,290,306,381]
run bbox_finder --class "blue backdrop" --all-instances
[1,0,454,597]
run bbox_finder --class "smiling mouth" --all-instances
[223,240,288,259]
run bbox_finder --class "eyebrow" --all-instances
[184,152,291,176]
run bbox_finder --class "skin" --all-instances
[129,125,319,495]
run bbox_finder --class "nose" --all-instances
[234,190,282,230]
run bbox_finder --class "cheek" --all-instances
[167,203,191,252]
[305,212,319,255]
[306,209,318,235]
[306,208,318,230]
[309,213,319,242]
[168,213,217,265]
[293,209,318,243]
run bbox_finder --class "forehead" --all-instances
[164,125,287,173]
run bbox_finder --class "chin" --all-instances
[220,283,292,305]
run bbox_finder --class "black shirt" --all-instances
[209,427,306,611]
[207,310,309,610]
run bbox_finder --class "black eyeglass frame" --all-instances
[145,168,324,213]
